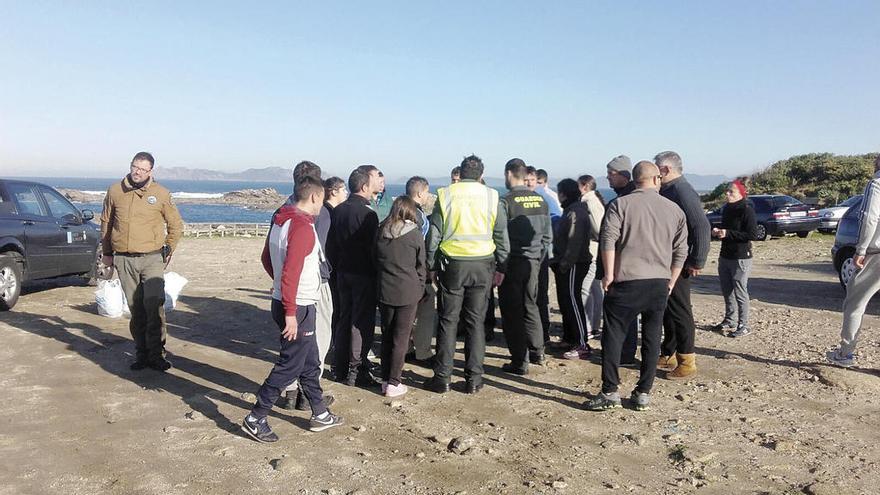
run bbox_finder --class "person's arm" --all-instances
[261,234,273,279]
[161,195,184,254]
[493,199,510,273]
[425,198,443,271]
[670,212,689,290]
[559,208,587,273]
[682,190,711,271]
[599,202,622,290]
[724,205,758,241]
[855,179,880,258]
[586,196,603,242]
[541,210,553,258]
[601,250,615,291]
[360,209,380,271]
[414,230,427,287]
[100,190,114,264]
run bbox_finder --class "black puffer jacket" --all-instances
[552,199,592,273]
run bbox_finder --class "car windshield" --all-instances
[750,197,771,211]
[776,196,802,207]
[839,195,863,207]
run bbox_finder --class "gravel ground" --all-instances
[1,234,877,495]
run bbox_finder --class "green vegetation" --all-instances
[702,152,878,208]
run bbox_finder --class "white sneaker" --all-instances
[826,349,856,368]
[384,383,408,398]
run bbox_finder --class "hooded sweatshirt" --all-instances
[552,197,593,273]
[856,170,880,256]
[374,219,427,306]
[261,205,322,314]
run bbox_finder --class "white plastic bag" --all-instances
[163,272,188,312]
[95,279,125,318]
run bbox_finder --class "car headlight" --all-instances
[823,212,834,218]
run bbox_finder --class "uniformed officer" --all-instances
[423,155,509,394]
[100,152,183,371]
[497,159,552,376]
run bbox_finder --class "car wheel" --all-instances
[0,254,23,311]
[839,253,858,289]
[755,224,768,241]
[797,231,811,239]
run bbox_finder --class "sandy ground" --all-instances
[1,234,878,495]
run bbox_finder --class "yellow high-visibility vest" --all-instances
[436,181,499,258]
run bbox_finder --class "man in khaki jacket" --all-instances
[101,152,183,371]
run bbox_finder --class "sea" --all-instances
[11,176,613,223]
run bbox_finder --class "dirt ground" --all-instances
[1,234,878,495]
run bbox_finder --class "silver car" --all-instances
[819,195,863,233]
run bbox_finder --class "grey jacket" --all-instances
[600,188,688,282]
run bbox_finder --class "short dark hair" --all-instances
[505,158,527,180]
[556,178,581,202]
[293,161,321,183]
[450,166,461,178]
[294,176,324,202]
[323,176,345,197]
[405,176,429,198]
[349,165,378,194]
[459,155,484,180]
[525,166,537,176]
[536,169,549,181]
[577,174,597,192]
[131,152,155,169]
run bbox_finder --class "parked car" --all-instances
[831,196,863,288]
[817,195,862,233]
[0,179,102,310]
[705,195,821,241]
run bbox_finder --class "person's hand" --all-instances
[101,255,114,267]
[667,282,675,295]
[602,275,614,292]
[282,315,299,341]
[687,267,701,277]
[493,271,505,287]
[854,254,866,270]
[717,228,727,239]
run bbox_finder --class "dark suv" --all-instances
[0,179,102,310]
[706,194,820,241]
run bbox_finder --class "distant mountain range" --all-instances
[153,166,726,191]
[154,166,293,181]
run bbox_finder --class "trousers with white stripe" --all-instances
[554,262,591,348]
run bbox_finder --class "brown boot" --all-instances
[668,353,696,379]
[657,354,678,370]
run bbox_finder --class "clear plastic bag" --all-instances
[163,272,188,312]
[95,279,125,318]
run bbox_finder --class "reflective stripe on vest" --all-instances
[436,182,499,258]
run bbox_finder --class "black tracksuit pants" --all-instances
[601,279,669,394]
[335,272,377,379]
[554,262,591,348]
[434,258,494,384]
[537,255,551,341]
[499,256,543,367]
[661,275,696,356]
[379,302,418,386]
[252,300,327,418]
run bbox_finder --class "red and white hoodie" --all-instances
[260,205,322,315]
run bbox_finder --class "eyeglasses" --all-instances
[130,164,152,174]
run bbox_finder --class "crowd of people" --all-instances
[98,151,880,443]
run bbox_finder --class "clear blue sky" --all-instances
[1,1,878,180]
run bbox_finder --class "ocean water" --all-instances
[10,176,613,223]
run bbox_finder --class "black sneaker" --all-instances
[275,394,295,410]
[296,391,336,411]
[710,321,735,332]
[465,380,484,394]
[529,353,547,366]
[585,392,622,411]
[241,414,279,443]
[729,325,751,338]
[355,372,382,389]
[130,359,149,371]
[629,390,650,411]
[423,376,450,394]
[148,357,172,371]
[501,362,528,376]
[308,411,344,432]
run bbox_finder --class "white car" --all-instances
[818,195,862,233]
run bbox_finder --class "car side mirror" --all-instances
[81,209,94,221]
[62,213,83,225]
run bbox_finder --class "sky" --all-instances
[1,1,878,180]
